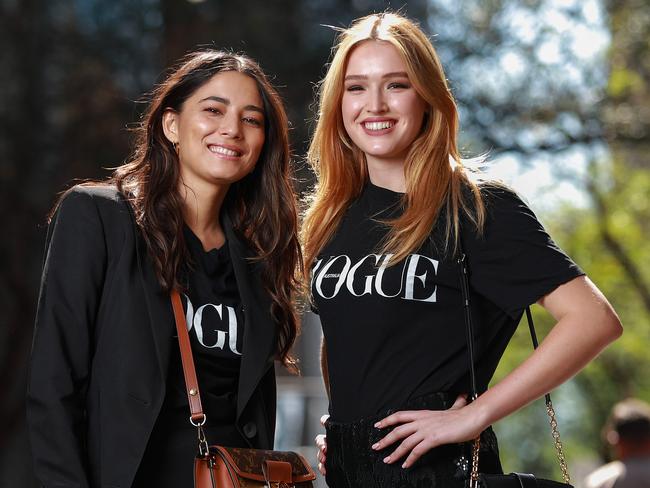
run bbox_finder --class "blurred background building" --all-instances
[1,0,649,486]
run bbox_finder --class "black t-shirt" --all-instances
[311,182,583,422]
[158,226,245,430]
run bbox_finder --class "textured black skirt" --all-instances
[324,392,503,488]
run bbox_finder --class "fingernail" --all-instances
[383,456,390,463]
[402,462,408,469]
[374,422,381,428]
[371,443,379,450]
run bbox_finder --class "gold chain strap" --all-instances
[468,402,571,486]
[546,401,571,484]
[469,436,481,488]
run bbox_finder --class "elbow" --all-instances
[597,304,623,347]
[608,314,623,342]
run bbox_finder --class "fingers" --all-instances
[315,433,327,475]
[401,439,430,468]
[317,414,329,475]
[372,422,418,450]
[374,410,419,428]
[450,394,468,410]
[382,433,423,465]
[315,433,327,453]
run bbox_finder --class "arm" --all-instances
[316,336,330,475]
[321,336,330,402]
[470,275,621,430]
[374,275,622,467]
[26,189,107,487]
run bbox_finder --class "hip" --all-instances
[324,392,503,488]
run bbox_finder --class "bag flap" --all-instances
[479,473,573,488]
[212,446,316,482]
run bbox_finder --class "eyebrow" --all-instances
[344,71,410,81]
[200,95,264,114]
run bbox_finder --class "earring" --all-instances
[172,141,179,153]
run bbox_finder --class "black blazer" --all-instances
[27,185,278,488]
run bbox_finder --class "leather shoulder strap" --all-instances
[170,290,206,425]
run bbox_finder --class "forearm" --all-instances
[471,278,621,429]
[320,337,330,401]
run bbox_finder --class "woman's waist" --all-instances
[327,391,460,428]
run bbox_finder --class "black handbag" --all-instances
[456,253,574,488]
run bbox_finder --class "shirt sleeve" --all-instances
[463,186,584,318]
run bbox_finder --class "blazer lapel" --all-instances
[223,213,276,419]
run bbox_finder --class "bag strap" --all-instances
[456,253,571,486]
[170,290,210,457]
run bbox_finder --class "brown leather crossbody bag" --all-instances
[170,290,316,488]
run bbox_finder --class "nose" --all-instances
[367,86,388,113]
[219,112,242,139]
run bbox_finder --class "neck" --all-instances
[179,179,229,251]
[366,157,406,193]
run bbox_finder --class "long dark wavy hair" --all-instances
[61,50,302,368]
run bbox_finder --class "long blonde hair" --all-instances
[302,12,486,272]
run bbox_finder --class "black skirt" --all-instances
[324,392,503,488]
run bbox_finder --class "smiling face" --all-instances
[162,70,265,193]
[341,40,427,171]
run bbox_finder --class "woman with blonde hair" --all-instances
[303,12,622,487]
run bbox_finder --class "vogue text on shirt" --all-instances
[312,253,439,302]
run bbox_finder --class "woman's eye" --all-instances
[244,117,263,127]
[346,85,364,92]
[388,82,409,89]
[205,107,222,115]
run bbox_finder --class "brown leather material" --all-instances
[171,290,204,421]
[213,447,315,483]
[194,447,316,488]
[264,460,292,482]
[171,291,316,488]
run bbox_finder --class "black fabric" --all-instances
[312,182,583,422]
[27,186,277,488]
[159,225,245,429]
[479,473,573,488]
[324,392,503,488]
[134,226,249,485]
[132,424,245,488]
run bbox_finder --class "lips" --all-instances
[363,120,395,131]
[208,144,242,157]
[360,118,397,136]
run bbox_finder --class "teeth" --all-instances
[209,145,240,157]
[364,121,394,131]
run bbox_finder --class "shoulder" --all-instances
[55,184,130,221]
[476,181,529,212]
[59,183,124,207]
[473,180,541,229]
[49,184,135,249]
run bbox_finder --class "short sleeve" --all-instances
[463,186,584,318]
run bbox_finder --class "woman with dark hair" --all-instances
[303,12,622,488]
[27,50,302,488]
